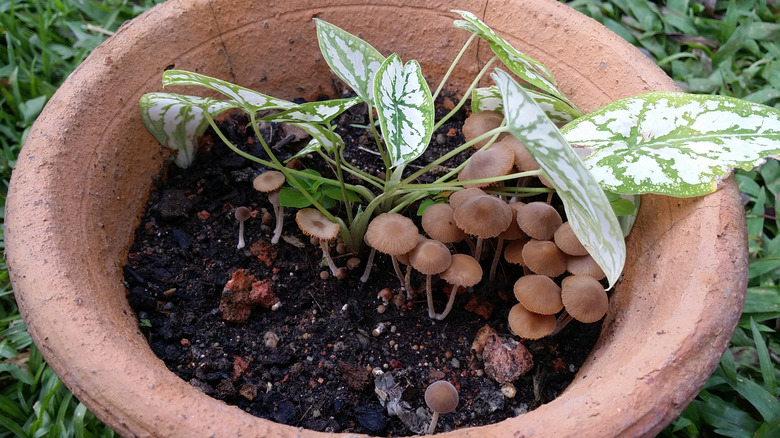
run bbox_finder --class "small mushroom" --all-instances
[553,221,589,256]
[514,202,562,241]
[457,141,515,188]
[462,110,504,149]
[409,238,452,319]
[566,254,606,280]
[502,135,540,172]
[513,274,563,315]
[489,201,526,283]
[365,213,420,296]
[253,171,286,244]
[561,275,609,323]
[507,303,556,340]
[424,380,459,435]
[295,208,341,276]
[234,206,251,250]
[447,187,488,210]
[453,194,512,261]
[421,203,466,244]
[521,239,567,277]
[437,254,482,320]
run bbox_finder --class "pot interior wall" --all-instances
[5,0,747,437]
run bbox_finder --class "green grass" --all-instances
[1,0,778,436]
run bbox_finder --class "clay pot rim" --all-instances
[5,1,747,437]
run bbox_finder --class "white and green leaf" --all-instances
[373,53,435,168]
[285,137,324,163]
[139,92,236,168]
[562,91,780,197]
[314,19,385,104]
[492,69,625,288]
[472,86,579,123]
[290,122,343,153]
[162,70,296,112]
[453,10,581,117]
[259,97,360,124]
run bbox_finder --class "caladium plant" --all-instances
[139,10,780,291]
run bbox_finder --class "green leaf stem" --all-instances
[472,85,580,123]
[492,68,625,288]
[162,70,295,112]
[563,92,780,197]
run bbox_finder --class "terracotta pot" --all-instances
[5,0,747,436]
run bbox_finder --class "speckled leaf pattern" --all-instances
[139,92,236,168]
[162,70,296,112]
[453,10,581,117]
[260,98,360,124]
[492,69,625,288]
[472,86,579,123]
[373,54,435,168]
[562,91,780,197]
[315,19,385,104]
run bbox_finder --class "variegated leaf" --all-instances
[562,91,780,197]
[162,70,295,112]
[139,92,237,167]
[453,10,581,117]
[314,19,385,103]
[289,122,343,153]
[260,98,360,124]
[373,54,435,168]
[285,137,324,163]
[472,86,579,123]
[492,69,625,288]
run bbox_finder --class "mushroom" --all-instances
[503,239,528,266]
[488,201,526,283]
[421,203,466,244]
[453,194,512,262]
[253,170,286,244]
[553,221,589,256]
[561,275,609,323]
[462,110,504,149]
[424,380,459,435]
[295,208,341,276]
[521,239,567,277]
[448,187,488,210]
[234,206,251,250]
[502,135,540,172]
[566,254,606,280]
[513,274,563,315]
[507,303,556,340]
[409,238,452,319]
[457,141,515,188]
[514,202,562,241]
[364,213,420,296]
[437,254,482,320]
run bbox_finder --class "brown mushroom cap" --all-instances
[554,222,589,256]
[458,142,515,188]
[453,195,513,239]
[234,206,251,222]
[424,380,459,414]
[504,239,528,265]
[515,202,562,240]
[422,203,466,243]
[507,303,556,340]
[561,275,609,323]
[439,254,483,287]
[499,202,526,241]
[409,239,452,275]
[566,254,606,280]
[365,213,419,256]
[295,208,340,242]
[462,110,504,149]
[252,170,286,193]
[513,274,563,315]
[521,239,567,277]
[501,135,541,172]
[448,187,488,210]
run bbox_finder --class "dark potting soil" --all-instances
[123,96,601,436]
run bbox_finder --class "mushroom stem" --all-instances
[391,256,415,299]
[550,311,574,337]
[488,237,505,284]
[473,237,484,262]
[435,285,460,320]
[271,204,284,244]
[237,221,246,250]
[427,411,440,435]
[463,236,476,254]
[425,275,436,319]
[360,247,377,283]
[319,239,339,276]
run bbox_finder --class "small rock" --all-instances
[482,333,533,384]
[337,360,372,391]
[471,324,497,354]
[239,383,258,401]
[355,404,387,433]
[218,270,279,323]
[471,389,505,415]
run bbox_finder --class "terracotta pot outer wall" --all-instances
[5,0,747,437]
